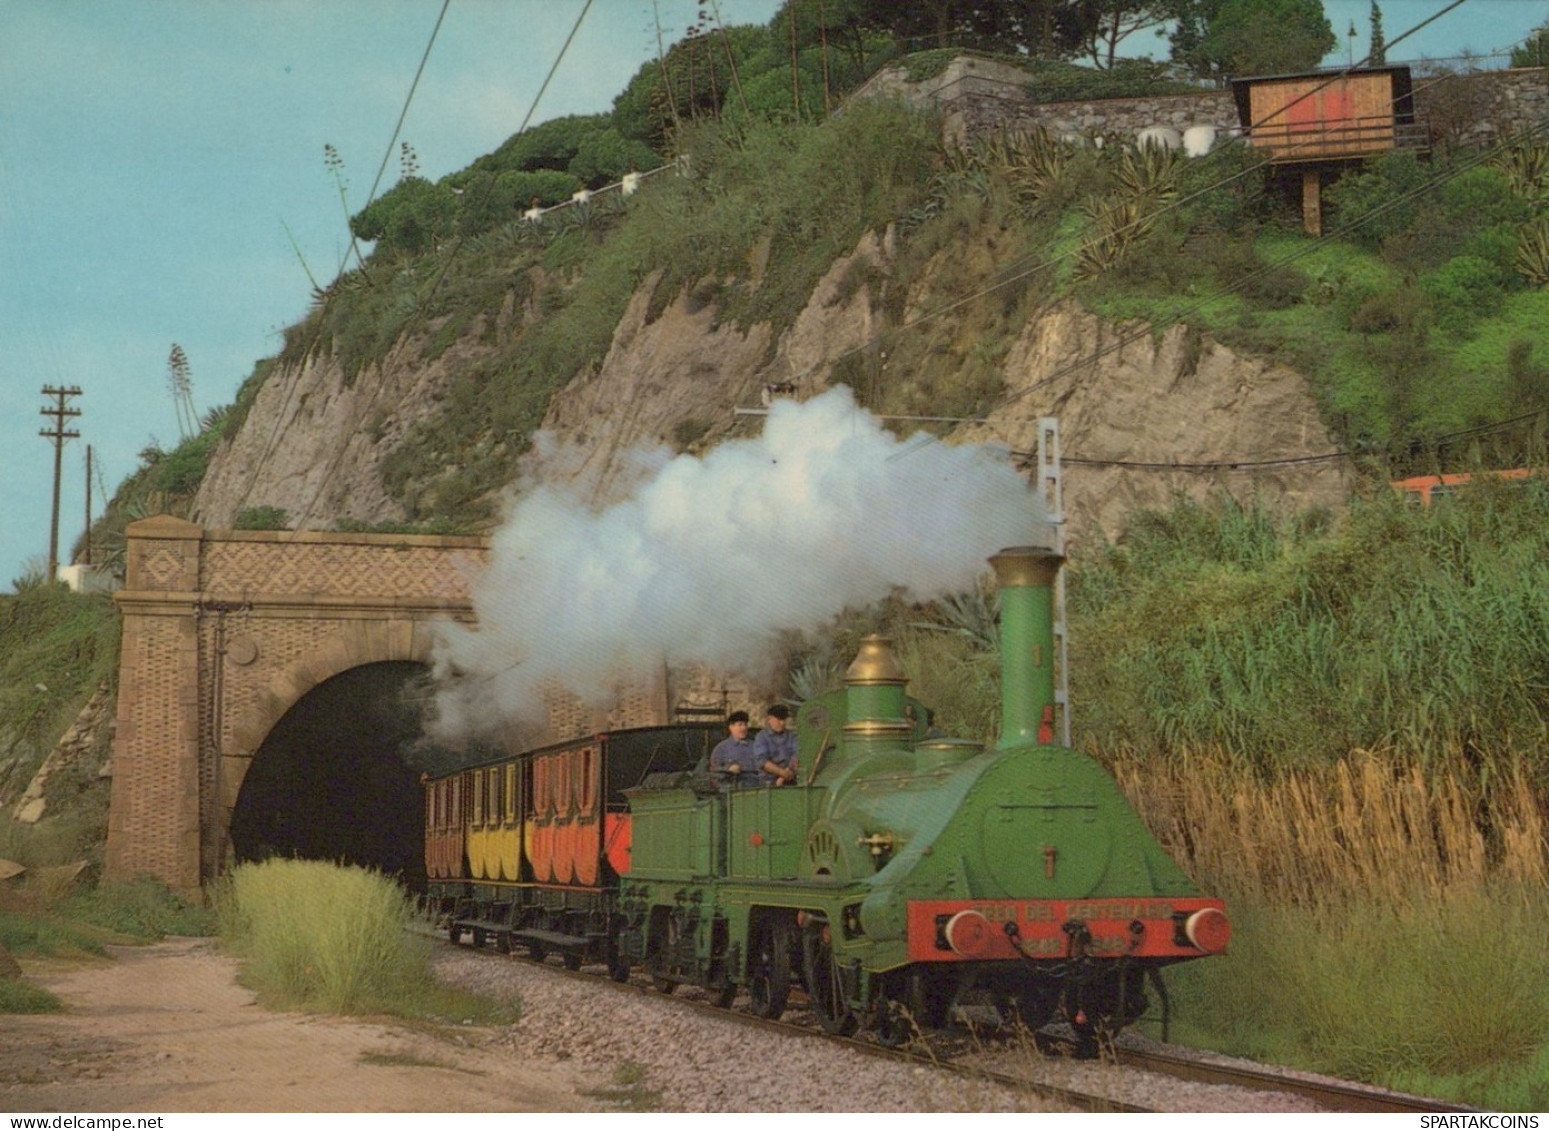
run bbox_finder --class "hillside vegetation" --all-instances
[12,10,1549,1103]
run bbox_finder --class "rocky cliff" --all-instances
[194,221,1347,553]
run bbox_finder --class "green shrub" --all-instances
[1164,885,1549,1107]
[1422,255,1508,331]
[0,908,110,959]
[61,877,214,940]
[1324,150,1431,247]
[1068,484,1549,772]
[233,506,289,531]
[0,977,62,1014]
[218,859,517,1023]
[148,429,222,496]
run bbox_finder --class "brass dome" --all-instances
[846,634,909,685]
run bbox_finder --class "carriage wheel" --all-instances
[563,952,584,971]
[801,922,857,1036]
[747,918,791,1020]
[606,936,631,983]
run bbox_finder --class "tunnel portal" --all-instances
[229,661,438,887]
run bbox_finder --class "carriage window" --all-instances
[578,746,597,815]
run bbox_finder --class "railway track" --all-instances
[1110,1046,1477,1114]
[430,929,1477,1114]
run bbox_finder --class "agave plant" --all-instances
[1515,219,1549,287]
[1116,141,1182,204]
[910,587,1001,653]
[1006,126,1075,204]
[1492,143,1549,208]
[1074,195,1156,279]
[787,650,846,705]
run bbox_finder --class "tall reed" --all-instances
[1121,749,1549,1104]
[1071,480,1549,773]
[1117,750,1546,911]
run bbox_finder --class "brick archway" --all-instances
[217,619,438,860]
[104,516,488,892]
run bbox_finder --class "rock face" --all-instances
[192,336,467,531]
[12,683,115,824]
[194,227,1345,554]
[956,301,1350,551]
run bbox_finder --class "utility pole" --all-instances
[39,385,82,583]
[84,444,94,567]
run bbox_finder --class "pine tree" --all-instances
[1369,1,1386,65]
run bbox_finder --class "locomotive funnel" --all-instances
[989,546,1063,748]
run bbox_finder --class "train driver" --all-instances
[709,711,760,787]
[754,704,798,787]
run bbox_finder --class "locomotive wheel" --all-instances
[801,923,858,1037]
[872,994,914,1049]
[711,981,737,1009]
[906,968,948,1030]
[448,921,464,945]
[747,919,791,1020]
[648,909,680,994]
[495,932,512,955]
[563,952,583,971]
[471,927,487,949]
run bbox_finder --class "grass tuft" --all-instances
[217,859,519,1023]
[0,976,63,1013]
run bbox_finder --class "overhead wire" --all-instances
[266,0,1526,531]
[778,2,1476,401]
[224,0,452,528]
[985,114,1545,420]
[288,0,596,536]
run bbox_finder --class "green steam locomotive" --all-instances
[425,545,1229,1051]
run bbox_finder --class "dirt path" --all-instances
[0,938,599,1113]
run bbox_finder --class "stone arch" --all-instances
[218,619,440,831]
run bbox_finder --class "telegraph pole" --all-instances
[39,385,82,583]
[84,444,94,567]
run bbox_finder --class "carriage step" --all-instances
[510,928,589,949]
[454,919,508,934]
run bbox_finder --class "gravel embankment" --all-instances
[432,947,1329,1113]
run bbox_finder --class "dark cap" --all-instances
[766,704,790,720]
[727,710,749,726]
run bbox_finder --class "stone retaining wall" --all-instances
[857,55,1548,150]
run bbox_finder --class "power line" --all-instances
[773,1,1477,395]
[983,116,1545,420]
[1008,407,1549,474]
[288,0,597,537]
[226,0,452,526]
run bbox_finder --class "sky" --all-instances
[1,0,1544,591]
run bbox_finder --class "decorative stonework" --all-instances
[105,518,494,893]
[105,518,687,894]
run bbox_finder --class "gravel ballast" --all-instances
[432,947,1331,1113]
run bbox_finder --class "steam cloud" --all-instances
[429,387,1044,741]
